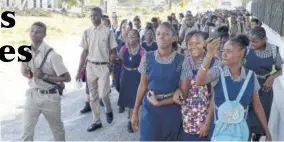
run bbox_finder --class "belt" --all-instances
[34,88,57,94]
[257,65,277,79]
[256,73,270,79]
[149,90,174,100]
[87,60,109,65]
[124,66,138,71]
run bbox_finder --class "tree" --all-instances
[79,0,84,14]
[63,0,78,8]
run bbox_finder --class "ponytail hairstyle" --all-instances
[229,34,250,59]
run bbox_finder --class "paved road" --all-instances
[1,88,139,141]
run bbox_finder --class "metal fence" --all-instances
[251,0,284,37]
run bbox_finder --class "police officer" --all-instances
[21,22,71,141]
[76,7,117,132]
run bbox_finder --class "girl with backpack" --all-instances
[173,30,221,141]
[117,29,144,133]
[114,19,132,113]
[195,35,272,141]
[244,27,283,141]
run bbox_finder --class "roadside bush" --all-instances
[15,9,53,17]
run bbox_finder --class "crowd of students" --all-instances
[21,6,283,141]
[78,8,281,141]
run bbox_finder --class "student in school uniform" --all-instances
[216,25,230,59]
[173,30,220,141]
[195,35,272,141]
[78,7,117,132]
[113,19,132,113]
[118,29,145,133]
[244,27,283,141]
[141,29,158,52]
[21,22,71,141]
[131,22,190,141]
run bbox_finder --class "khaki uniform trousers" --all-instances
[86,63,112,124]
[22,89,65,141]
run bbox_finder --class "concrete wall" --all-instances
[262,24,284,141]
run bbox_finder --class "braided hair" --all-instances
[250,27,266,39]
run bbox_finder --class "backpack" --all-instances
[211,67,253,141]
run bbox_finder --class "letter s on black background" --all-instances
[18,45,32,62]
[1,11,15,28]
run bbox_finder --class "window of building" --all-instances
[6,0,9,6]
[40,0,42,8]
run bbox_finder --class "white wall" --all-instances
[262,24,284,141]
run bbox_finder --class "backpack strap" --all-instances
[213,91,218,123]
[219,66,229,101]
[139,47,144,57]
[38,48,64,93]
[107,30,111,49]
[121,45,127,54]
[236,70,253,102]
[39,48,53,69]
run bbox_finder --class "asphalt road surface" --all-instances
[1,88,139,141]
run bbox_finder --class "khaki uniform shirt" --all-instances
[22,42,68,89]
[80,24,118,62]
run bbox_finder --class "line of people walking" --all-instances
[20,6,283,141]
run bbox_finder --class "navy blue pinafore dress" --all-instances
[140,52,184,141]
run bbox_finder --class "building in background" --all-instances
[216,0,232,9]
[1,0,63,9]
[216,0,242,9]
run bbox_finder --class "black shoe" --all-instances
[127,121,134,133]
[252,134,261,141]
[87,123,102,132]
[106,112,113,124]
[119,106,125,113]
[80,102,91,114]
[100,100,104,107]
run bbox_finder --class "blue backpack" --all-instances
[211,67,253,141]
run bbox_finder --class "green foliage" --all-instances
[15,9,53,17]
[63,0,79,8]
